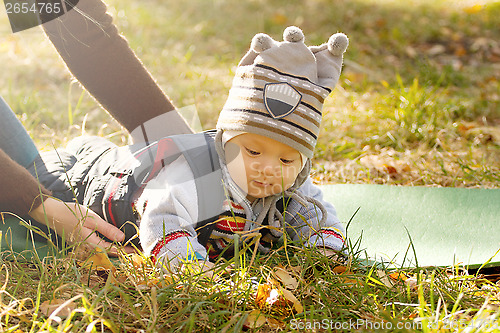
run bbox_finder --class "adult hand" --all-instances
[29,197,135,255]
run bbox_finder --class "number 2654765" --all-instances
[5,2,62,15]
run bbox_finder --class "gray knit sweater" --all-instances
[136,153,346,267]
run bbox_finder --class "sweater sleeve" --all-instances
[284,177,346,252]
[0,149,51,216]
[39,0,193,137]
[138,156,207,268]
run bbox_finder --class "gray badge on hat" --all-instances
[263,82,302,119]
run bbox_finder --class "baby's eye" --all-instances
[280,158,295,165]
[245,147,260,156]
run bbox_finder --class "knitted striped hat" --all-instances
[216,26,348,159]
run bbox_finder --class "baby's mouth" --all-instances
[252,180,271,187]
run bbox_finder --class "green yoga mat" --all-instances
[2,185,499,268]
[0,215,61,261]
[323,184,500,268]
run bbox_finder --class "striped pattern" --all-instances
[318,227,345,243]
[150,230,191,262]
[265,82,301,103]
[217,64,331,159]
[207,200,247,260]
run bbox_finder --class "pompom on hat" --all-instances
[216,26,348,159]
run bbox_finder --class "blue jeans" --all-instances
[0,96,39,168]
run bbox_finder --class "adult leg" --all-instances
[0,96,39,168]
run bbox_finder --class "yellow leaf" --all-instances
[389,271,409,282]
[79,248,115,271]
[255,283,303,316]
[130,253,146,269]
[40,299,77,318]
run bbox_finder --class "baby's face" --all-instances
[225,133,303,202]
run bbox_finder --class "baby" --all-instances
[134,26,349,266]
[22,26,348,268]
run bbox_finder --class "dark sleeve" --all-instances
[0,149,51,216]
[38,0,193,135]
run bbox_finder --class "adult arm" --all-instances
[29,197,133,254]
[0,149,133,253]
[39,0,193,139]
[0,148,50,216]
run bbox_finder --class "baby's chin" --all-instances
[247,184,287,199]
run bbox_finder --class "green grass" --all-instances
[1,226,500,332]
[1,0,500,331]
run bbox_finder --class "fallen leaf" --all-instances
[107,271,128,286]
[378,270,393,288]
[130,253,146,269]
[273,266,298,290]
[266,316,286,329]
[243,309,286,330]
[333,265,348,274]
[79,248,116,271]
[255,283,303,316]
[389,272,409,281]
[40,299,77,318]
[280,288,303,313]
[454,44,467,57]
[244,309,267,329]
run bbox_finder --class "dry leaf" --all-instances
[40,299,77,318]
[79,248,116,272]
[130,253,146,269]
[273,266,298,290]
[243,310,286,330]
[333,265,348,274]
[255,283,303,316]
[360,154,411,177]
[244,310,267,329]
[280,288,303,313]
[107,271,128,286]
[266,316,286,329]
[389,272,409,282]
[378,270,393,288]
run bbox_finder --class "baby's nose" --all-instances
[261,163,281,176]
